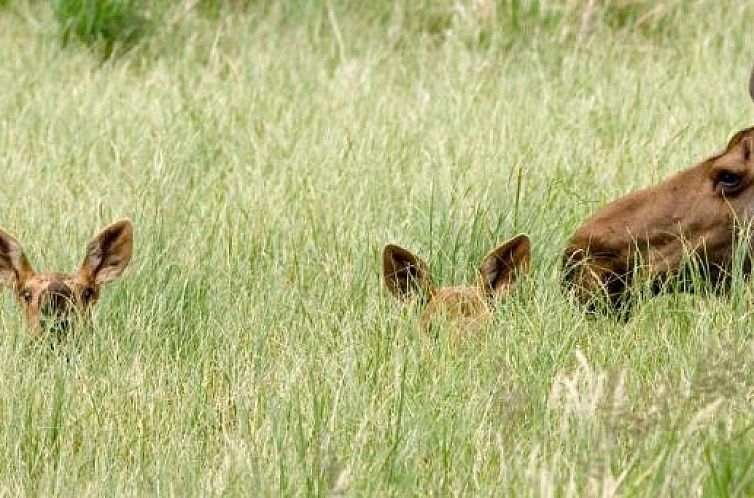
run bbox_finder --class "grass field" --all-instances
[1,0,754,495]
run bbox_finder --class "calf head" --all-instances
[0,219,133,336]
[383,234,530,329]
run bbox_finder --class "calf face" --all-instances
[0,219,133,337]
[383,234,530,329]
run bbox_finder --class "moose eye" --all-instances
[21,289,32,303]
[81,288,94,302]
[716,170,742,192]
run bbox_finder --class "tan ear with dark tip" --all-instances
[80,219,134,285]
[0,228,34,288]
[478,234,531,298]
[383,244,436,301]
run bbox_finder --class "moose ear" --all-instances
[80,219,134,285]
[0,228,34,288]
[743,136,754,162]
[478,234,531,298]
[383,244,435,301]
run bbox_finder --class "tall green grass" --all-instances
[54,0,149,58]
[0,0,752,495]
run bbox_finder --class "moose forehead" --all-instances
[430,286,487,309]
[707,125,754,167]
[421,286,492,329]
[22,273,88,289]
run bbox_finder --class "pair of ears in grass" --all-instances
[0,219,133,288]
[383,234,531,301]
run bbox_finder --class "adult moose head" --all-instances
[563,67,754,315]
[0,220,134,337]
[383,234,530,330]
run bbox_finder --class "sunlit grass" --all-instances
[0,0,752,495]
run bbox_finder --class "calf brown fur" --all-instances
[384,234,530,329]
[0,219,133,337]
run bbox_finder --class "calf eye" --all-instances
[21,289,32,303]
[716,170,742,192]
[81,288,94,302]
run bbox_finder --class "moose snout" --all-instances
[39,282,73,318]
[561,245,588,288]
[561,234,635,315]
[561,244,606,301]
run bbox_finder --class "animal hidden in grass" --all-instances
[383,234,530,330]
[563,65,754,316]
[0,219,133,338]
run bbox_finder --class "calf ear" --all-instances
[479,234,531,298]
[0,228,33,287]
[80,219,134,285]
[383,244,435,301]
